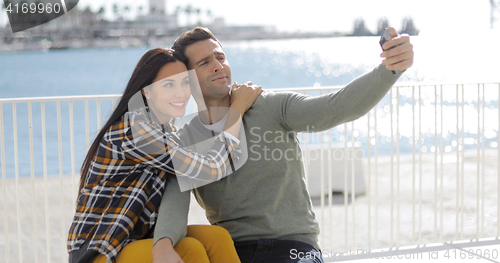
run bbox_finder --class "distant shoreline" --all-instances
[0,30,351,53]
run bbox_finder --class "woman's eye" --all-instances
[182,80,190,86]
[164,82,174,88]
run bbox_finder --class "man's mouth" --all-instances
[212,75,227,82]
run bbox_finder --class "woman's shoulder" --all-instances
[123,107,150,123]
[101,108,150,143]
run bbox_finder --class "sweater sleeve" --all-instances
[122,115,241,181]
[269,64,402,132]
[153,175,190,246]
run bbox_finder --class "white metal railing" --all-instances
[1,83,499,262]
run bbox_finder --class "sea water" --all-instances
[1,32,499,178]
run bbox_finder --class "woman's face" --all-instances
[143,61,191,124]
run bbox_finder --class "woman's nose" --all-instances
[173,86,188,98]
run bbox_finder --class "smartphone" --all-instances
[379,28,399,75]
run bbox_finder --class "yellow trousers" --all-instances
[93,225,241,263]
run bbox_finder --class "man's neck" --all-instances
[197,96,231,125]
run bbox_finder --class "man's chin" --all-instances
[212,84,231,94]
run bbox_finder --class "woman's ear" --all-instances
[141,88,149,99]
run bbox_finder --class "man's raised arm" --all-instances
[269,27,413,133]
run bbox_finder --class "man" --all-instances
[153,27,413,263]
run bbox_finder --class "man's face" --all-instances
[184,39,232,102]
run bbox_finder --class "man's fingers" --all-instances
[387,27,398,38]
[381,34,410,52]
[387,59,413,71]
[382,50,414,71]
[381,36,412,57]
[382,50,411,66]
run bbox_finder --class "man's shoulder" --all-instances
[259,90,298,100]
[252,90,300,109]
[250,90,306,115]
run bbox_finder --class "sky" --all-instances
[72,0,494,34]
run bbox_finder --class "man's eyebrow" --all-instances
[194,54,211,66]
[214,51,225,57]
[194,51,225,66]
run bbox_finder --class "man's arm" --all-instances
[272,28,413,132]
[273,64,400,132]
[152,176,190,262]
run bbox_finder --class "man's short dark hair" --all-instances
[172,27,222,67]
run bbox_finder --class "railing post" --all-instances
[13,102,23,263]
[41,101,51,263]
[0,103,10,263]
[28,102,39,263]
[498,83,500,238]
[390,88,394,247]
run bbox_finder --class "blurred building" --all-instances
[350,18,374,36]
[135,0,177,32]
[492,0,500,28]
[400,18,419,36]
[149,0,166,14]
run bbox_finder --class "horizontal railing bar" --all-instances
[0,94,122,103]
[1,82,500,103]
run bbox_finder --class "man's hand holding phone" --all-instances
[379,27,414,73]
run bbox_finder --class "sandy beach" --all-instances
[0,149,498,263]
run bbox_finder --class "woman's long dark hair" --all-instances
[77,48,177,199]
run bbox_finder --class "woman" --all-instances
[67,48,261,263]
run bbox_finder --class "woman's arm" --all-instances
[122,84,262,182]
[122,119,240,181]
[222,82,263,139]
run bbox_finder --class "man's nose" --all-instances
[213,59,223,73]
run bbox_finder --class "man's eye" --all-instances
[200,61,207,66]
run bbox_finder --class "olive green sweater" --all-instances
[153,64,402,249]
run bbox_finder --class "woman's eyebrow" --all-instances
[159,75,189,82]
